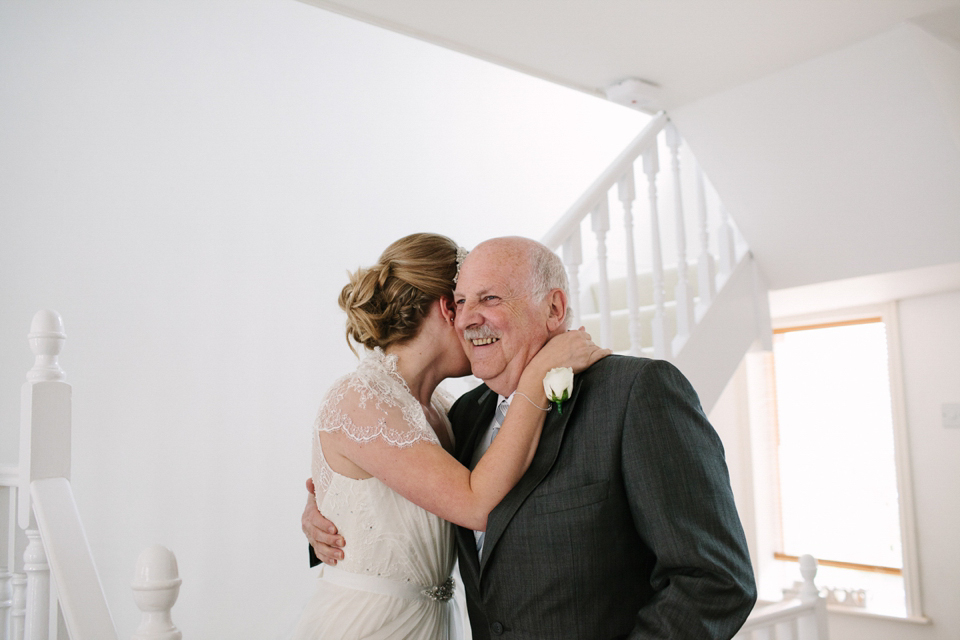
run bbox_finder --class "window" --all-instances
[748,305,922,620]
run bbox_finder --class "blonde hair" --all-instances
[338,233,459,353]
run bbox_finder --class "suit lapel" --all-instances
[456,387,497,466]
[479,375,584,573]
[455,387,498,580]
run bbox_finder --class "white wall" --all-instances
[671,24,960,290]
[711,287,960,640]
[0,1,645,637]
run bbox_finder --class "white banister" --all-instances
[18,310,70,640]
[19,310,71,530]
[562,226,583,329]
[665,123,694,346]
[695,162,716,312]
[541,112,668,251]
[618,169,642,356]
[642,140,670,359]
[31,478,118,639]
[734,555,828,640]
[15,310,121,640]
[131,545,182,640]
[591,197,612,348]
[539,115,755,375]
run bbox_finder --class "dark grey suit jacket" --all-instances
[450,355,756,640]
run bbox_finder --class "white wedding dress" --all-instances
[292,349,461,640]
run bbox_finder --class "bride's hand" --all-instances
[525,327,611,378]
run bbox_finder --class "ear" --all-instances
[438,295,457,324]
[544,288,568,332]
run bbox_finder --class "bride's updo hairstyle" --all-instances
[339,233,460,354]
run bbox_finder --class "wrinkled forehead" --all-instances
[455,246,534,297]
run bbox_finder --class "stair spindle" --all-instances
[562,226,583,329]
[719,204,736,279]
[643,139,671,359]
[665,123,694,346]
[22,529,49,640]
[591,197,612,349]
[618,168,642,356]
[10,573,26,640]
[694,162,716,312]
[0,568,11,636]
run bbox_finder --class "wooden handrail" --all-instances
[775,551,902,576]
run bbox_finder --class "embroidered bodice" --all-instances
[310,348,456,589]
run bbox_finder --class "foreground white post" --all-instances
[19,310,120,639]
[131,546,182,640]
[797,555,828,640]
[19,310,68,640]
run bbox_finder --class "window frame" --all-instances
[757,302,924,621]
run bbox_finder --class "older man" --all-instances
[305,236,756,639]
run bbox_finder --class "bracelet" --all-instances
[515,392,550,412]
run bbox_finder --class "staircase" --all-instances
[541,112,772,413]
[1,311,184,640]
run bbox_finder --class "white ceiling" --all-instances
[298,0,960,110]
[297,0,960,291]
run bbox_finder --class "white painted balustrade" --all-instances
[540,112,748,361]
[734,555,829,640]
[3,311,184,639]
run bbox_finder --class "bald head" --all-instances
[470,237,569,307]
[453,237,571,395]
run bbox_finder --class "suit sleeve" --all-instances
[622,360,757,639]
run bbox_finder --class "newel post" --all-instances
[19,310,71,640]
[798,555,829,640]
[131,545,182,640]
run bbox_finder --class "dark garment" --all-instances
[450,355,757,640]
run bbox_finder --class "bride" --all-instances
[292,233,607,639]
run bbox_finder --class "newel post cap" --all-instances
[132,545,181,590]
[799,554,820,602]
[27,310,66,382]
[131,545,182,640]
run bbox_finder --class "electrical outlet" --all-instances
[943,403,960,429]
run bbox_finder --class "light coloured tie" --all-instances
[477,398,510,554]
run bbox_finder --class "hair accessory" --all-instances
[453,246,469,284]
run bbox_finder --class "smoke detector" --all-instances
[605,78,664,114]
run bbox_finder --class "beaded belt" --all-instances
[321,565,455,602]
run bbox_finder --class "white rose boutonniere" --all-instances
[543,367,574,415]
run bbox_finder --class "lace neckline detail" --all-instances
[312,347,455,503]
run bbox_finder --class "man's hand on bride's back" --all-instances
[533,327,612,375]
[303,477,345,565]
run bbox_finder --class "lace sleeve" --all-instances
[312,349,441,502]
[314,374,439,448]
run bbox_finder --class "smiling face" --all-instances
[453,238,563,396]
